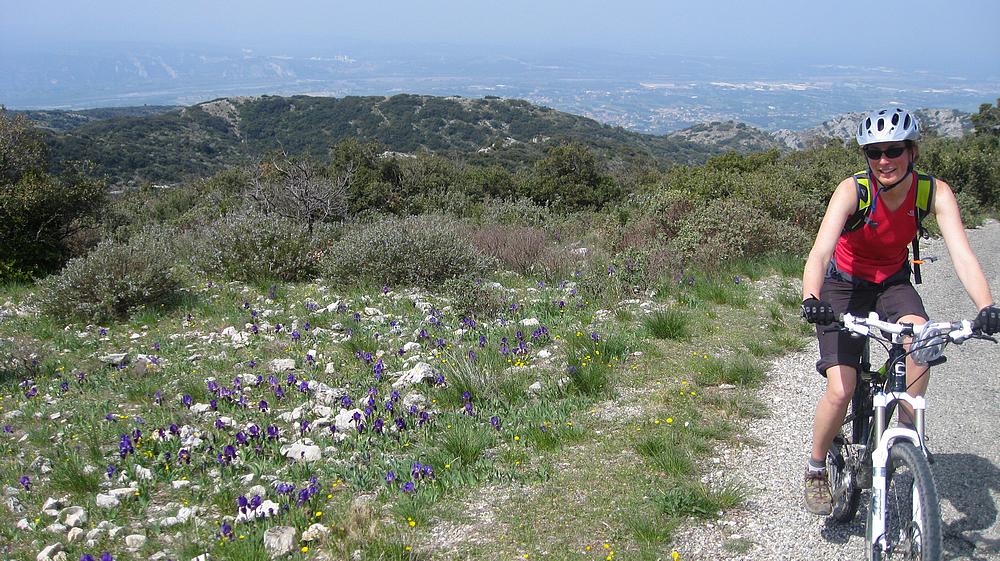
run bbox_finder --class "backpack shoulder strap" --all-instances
[914,172,935,229]
[911,171,936,285]
[842,171,872,233]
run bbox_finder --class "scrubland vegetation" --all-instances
[1,99,997,560]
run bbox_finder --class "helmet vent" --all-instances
[891,113,899,126]
[904,115,911,129]
[877,118,885,132]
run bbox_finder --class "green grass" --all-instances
[0,246,808,560]
[643,309,691,341]
[690,354,767,387]
[656,480,747,519]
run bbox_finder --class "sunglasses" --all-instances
[864,146,907,160]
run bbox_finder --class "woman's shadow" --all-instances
[818,453,1000,561]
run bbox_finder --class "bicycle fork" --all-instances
[866,390,927,560]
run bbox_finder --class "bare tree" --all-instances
[246,152,351,233]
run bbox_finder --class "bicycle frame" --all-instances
[853,325,930,559]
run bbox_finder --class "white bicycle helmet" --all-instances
[856,108,921,146]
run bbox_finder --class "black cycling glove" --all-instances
[974,304,1000,335]
[801,296,835,325]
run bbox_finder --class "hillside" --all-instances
[668,108,973,151]
[31,95,718,186]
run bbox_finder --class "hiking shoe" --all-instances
[804,469,832,516]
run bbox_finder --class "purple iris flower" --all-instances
[402,481,415,493]
[100,552,113,561]
[291,330,301,341]
[59,381,69,392]
[220,522,233,539]
[266,425,279,439]
[259,400,269,412]
[178,449,191,464]
[490,416,502,431]
[182,395,192,408]
[119,435,134,458]
[18,475,30,491]
[106,464,116,479]
[81,555,95,561]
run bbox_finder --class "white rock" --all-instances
[190,403,212,414]
[263,526,297,558]
[334,408,364,429]
[269,358,296,372]
[45,523,67,534]
[190,555,212,561]
[528,381,543,394]
[301,522,330,542]
[41,497,63,512]
[520,317,540,327]
[363,307,382,316]
[36,544,62,561]
[171,480,191,489]
[125,534,147,548]
[17,518,31,530]
[234,499,282,523]
[401,393,426,410]
[324,363,337,374]
[66,527,84,543]
[537,349,552,359]
[402,342,421,352]
[60,506,87,527]
[134,465,154,480]
[99,353,128,365]
[391,362,436,389]
[86,528,105,540]
[109,525,124,539]
[176,506,195,522]
[280,439,322,462]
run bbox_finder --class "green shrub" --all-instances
[323,214,489,287]
[187,210,330,282]
[442,276,509,320]
[36,229,182,322]
[669,197,810,268]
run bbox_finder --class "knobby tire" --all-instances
[868,441,942,561]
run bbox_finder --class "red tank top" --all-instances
[834,174,917,284]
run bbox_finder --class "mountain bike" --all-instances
[824,312,995,561]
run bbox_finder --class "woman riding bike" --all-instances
[799,107,1000,515]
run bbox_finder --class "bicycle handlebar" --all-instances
[837,312,983,345]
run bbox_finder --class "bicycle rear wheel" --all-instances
[868,441,942,561]
[827,434,861,522]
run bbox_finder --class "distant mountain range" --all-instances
[15,95,976,187]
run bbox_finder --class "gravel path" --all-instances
[680,220,1000,561]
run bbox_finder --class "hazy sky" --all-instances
[3,0,999,74]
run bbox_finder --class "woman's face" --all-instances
[864,142,911,186]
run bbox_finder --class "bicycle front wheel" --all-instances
[869,441,942,561]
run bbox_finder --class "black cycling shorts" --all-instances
[815,264,927,376]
